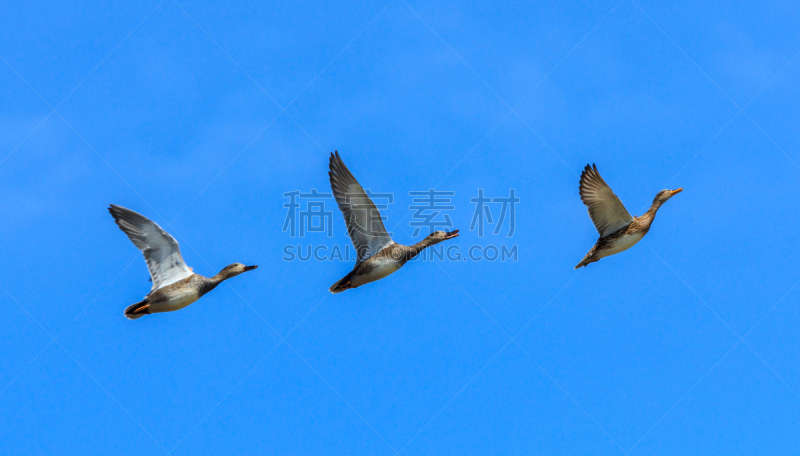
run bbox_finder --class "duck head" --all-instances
[653,188,683,205]
[424,229,460,246]
[217,263,258,280]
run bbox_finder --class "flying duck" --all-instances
[328,151,459,293]
[575,164,682,268]
[109,205,257,319]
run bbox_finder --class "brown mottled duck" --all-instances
[575,164,682,269]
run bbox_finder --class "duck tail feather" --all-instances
[575,254,596,269]
[329,272,354,294]
[575,245,598,269]
[124,299,150,320]
[575,249,594,268]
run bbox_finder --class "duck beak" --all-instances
[444,229,460,239]
[670,188,683,195]
[244,265,258,272]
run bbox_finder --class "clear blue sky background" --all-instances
[2,0,800,454]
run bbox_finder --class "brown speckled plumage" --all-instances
[576,164,682,269]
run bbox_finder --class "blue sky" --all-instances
[2,0,800,454]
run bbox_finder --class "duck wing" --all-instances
[329,151,394,264]
[109,205,194,291]
[579,164,633,238]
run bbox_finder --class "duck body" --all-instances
[126,274,219,317]
[575,164,682,269]
[575,215,651,268]
[347,246,404,288]
[332,249,402,291]
[330,242,429,292]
